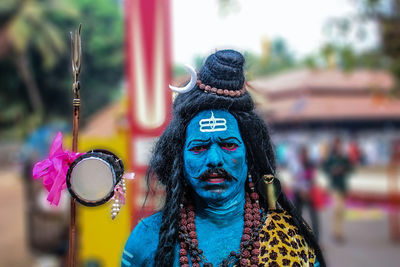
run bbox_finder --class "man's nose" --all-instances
[206,144,223,168]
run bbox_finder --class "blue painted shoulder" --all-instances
[121,212,162,267]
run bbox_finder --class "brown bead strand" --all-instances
[180,200,208,266]
[236,179,263,267]
[179,188,262,267]
[179,204,190,267]
[179,203,203,267]
[248,182,261,267]
[196,79,246,97]
[239,193,253,266]
[187,204,203,266]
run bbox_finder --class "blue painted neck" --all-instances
[193,187,245,226]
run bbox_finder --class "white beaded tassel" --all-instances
[111,198,120,220]
[121,177,127,192]
[111,178,126,220]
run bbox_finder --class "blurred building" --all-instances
[249,68,400,241]
[249,68,400,167]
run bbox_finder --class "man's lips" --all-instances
[205,177,225,183]
[204,173,225,184]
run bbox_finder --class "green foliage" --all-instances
[173,39,296,81]
[301,43,388,72]
[320,0,400,85]
[244,38,296,80]
[6,0,79,69]
[173,64,187,78]
[70,0,123,121]
[0,0,124,139]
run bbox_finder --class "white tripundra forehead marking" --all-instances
[199,111,227,132]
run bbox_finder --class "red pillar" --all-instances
[124,0,172,227]
[388,140,400,241]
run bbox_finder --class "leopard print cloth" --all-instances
[258,210,316,267]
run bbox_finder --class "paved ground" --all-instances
[1,166,400,266]
[307,206,400,267]
[0,168,33,267]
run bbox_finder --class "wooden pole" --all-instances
[68,24,82,267]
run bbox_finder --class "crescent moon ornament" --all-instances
[169,64,197,93]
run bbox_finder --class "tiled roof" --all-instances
[249,68,400,122]
[249,68,394,96]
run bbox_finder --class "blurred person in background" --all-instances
[292,146,320,241]
[323,137,353,243]
[348,137,362,166]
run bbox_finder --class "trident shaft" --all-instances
[68,24,82,267]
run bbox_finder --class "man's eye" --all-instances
[221,143,238,151]
[189,145,208,153]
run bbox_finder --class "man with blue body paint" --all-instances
[122,50,324,267]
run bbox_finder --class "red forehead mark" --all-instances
[232,158,237,164]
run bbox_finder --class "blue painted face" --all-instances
[184,110,248,203]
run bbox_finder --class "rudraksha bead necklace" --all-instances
[178,182,262,267]
[195,79,246,97]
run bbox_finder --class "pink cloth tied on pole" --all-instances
[32,132,83,205]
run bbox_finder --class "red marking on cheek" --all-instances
[232,158,237,164]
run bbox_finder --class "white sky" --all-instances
[172,0,379,64]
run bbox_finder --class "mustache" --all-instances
[196,168,238,182]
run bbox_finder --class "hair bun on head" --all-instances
[173,49,254,115]
[215,49,245,67]
[198,49,245,92]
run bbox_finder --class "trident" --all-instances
[68,24,82,267]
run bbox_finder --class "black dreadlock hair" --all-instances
[146,50,325,267]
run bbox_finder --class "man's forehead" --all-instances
[186,110,241,139]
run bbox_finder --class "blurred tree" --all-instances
[244,38,296,80]
[0,0,78,119]
[72,0,123,120]
[368,0,400,88]
[302,43,387,72]
[173,38,295,82]
[0,0,123,139]
[353,0,400,60]
[320,43,337,69]
[321,0,400,87]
